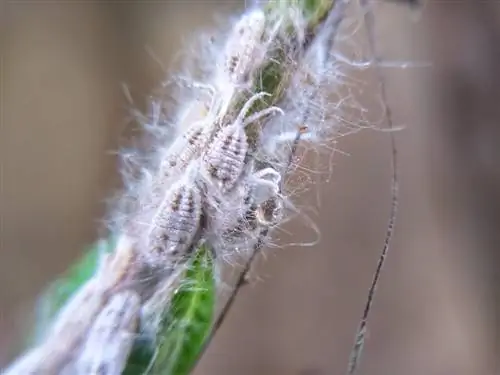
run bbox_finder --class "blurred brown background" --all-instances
[1,1,499,374]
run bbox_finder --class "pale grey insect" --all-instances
[221,8,284,88]
[74,290,141,375]
[201,91,284,194]
[142,173,203,267]
[223,9,267,85]
[202,120,248,194]
[151,80,224,188]
[158,122,211,178]
[157,104,214,176]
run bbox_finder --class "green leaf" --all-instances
[122,336,156,375]
[301,0,335,25]
[31,237,117,345]
[123,245,216,375]
[152,245,215,375]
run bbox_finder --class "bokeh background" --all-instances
[1,1,499,374]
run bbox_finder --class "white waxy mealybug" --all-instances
[75,290,141,375]
[154,83,220,185]
[223,9,267,85]
[201,91,284,193]
[158,120,211,181]
[202,120,248,194]
[143,176,203,267]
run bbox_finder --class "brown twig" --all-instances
[346,0,400,373]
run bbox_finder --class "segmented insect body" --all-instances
[143,177,203,267]
[158,121,212,181]
[224,9,267,85]
[201,92,283,193]
[202,122,249,194]
[75,290,141,375]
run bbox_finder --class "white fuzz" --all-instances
[204,165,282,260]
[75,291,141,375]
